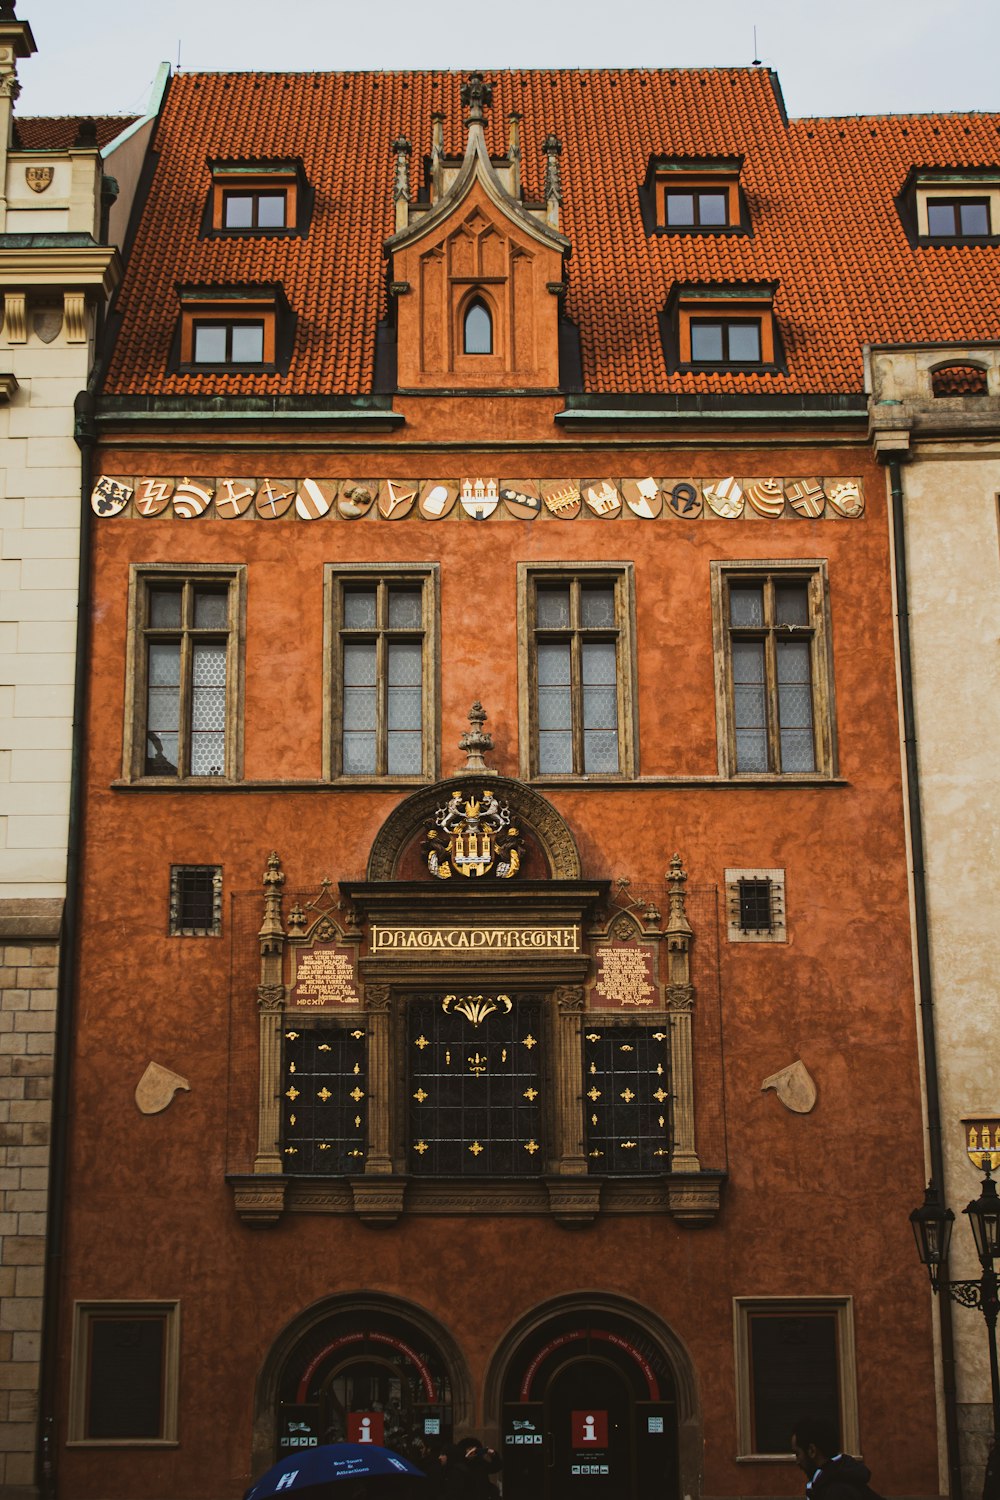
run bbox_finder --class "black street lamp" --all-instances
[911,1167,1000,1444]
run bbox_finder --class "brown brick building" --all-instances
[51,63,1000,1500]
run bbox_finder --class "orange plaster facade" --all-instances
[55,64,954,1500]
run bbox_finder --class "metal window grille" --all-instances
[738,878,773,932]
[408,995,543,1175]
[169,865,222,935]
[584,1027,671,1173]
[282,1026,367,1174]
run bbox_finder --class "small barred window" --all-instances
[725,868,787,944]
[169,865,222,936]
[738,878,773,932]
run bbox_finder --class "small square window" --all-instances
[725,868,787,944]
[690,318,761,364]
[649,159,744,234]
[69,1301,180,1446]
[926,196,990,237]
[192,320,265,365]
[665,189,728,227]
[170,865,222,936]
[222,190,287,230]
[207,160,306,236]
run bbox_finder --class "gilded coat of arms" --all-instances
[26,166,54,194]
[425,790,521,880]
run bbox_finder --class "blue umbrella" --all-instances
[245,1443,428,1500]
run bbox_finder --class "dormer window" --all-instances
[899,167,1000,244]
[176,285,294,373]
[206,158,310,237]
[644,156,746,235]
[666,282,781,373]
[463,298,493,354]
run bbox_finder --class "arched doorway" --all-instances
[251,1295,472,1473]
[487,1296,697,1500]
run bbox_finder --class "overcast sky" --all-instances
[13,0,1000,122]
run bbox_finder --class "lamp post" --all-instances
[911,1166,1000,1444]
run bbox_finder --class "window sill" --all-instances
[228,1170,725,1228]
[66,1439,179,1449]
[112,775,849,793]
[735,1454,797,1465]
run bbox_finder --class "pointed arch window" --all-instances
[463,298,493,355]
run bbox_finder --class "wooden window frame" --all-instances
[179,302,276,369]
[678,304,774,367]
[658,178,738,229]
[517,562,637,782]
[68,1300,181,1447]
[733,1297,858,1462]
[924,195,992,238]
[909,175,1000,241]
[122,565,246,784]
[710,561,837,780]
[208,165,302,235]
[323,564,440,783]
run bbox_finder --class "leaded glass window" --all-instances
[408,994,543,1175]
[335,577,429,778]
[282,1026,367,1174]
[141,578,233,777]
[726,574,819,774]
[530,573,627,777]
[584,1026,670,1173]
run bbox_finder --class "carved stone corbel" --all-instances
[3,292,26,343]
[232,1177,287,1227]
[63,290,87,343]
[547,1177,601,1225]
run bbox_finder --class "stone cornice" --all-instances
[0,242,121,294]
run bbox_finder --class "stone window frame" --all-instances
[710,559,838,780]
[121,564,247,784]
[169,865,223,937]
[516,561,638,782]
[322,562,441,783]
[724,867,787,945]
[733,1296,858,1462]
[67,1300,181,1447]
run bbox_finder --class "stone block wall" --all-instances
[0,898,59,1500]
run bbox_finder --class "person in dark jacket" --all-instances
[444,1436,501,1499]
[791,1418,882,1500]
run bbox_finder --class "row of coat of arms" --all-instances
[91,474,865,522]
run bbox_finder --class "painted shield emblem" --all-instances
[744,478,786,518]
[786,479,825,518]
[704,477,744,519]
[665,481,702,519]
[295,478,334,521]
[825,480,864,518]
[424,789,522,880]
[90,475,133,517]
[338,481,377,520]
[583,480,622,518]
[499,480,541,520]
[173,479,213,518]
[621,478,662,519]
[418,481,458,520]
[380,480,417,520]
[459,477,499,520]
[214,479,254,518]
[255,478,295,519]
[133,478,175,517]
[964,1117,1000,1172]
[26,166,53,194]
[541,481,581,520]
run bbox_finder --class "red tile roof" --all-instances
[15,114,137,150]
[103,69,1000,397]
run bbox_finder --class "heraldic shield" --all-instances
[424,789,522,879]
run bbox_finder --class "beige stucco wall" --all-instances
[871,343,1000,1496]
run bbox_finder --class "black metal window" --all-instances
[408,994,543,1175]
[584,1026,670,1173]
[85,1314,167,1440]
[169,865,221,935]
[747,1311,841,1455]
[738,878,773,932]
[282,1026,367,1173]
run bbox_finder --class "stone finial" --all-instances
[508,112,522,198]
[665,853,693,945]
[461,72,493,128]
[258,850,286,951]
[392,137,411,231]
[458,700,496,774]
[542,134,563,229]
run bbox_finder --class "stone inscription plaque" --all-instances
[291,944,361,1008]
[591,945,657,1008]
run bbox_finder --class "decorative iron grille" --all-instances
[407,994,543,1175]
[584,1026,671,1173]
[282,1026,367,1173]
